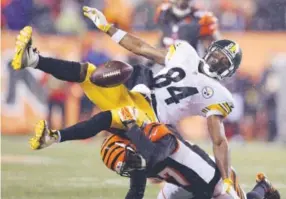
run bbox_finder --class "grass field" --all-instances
[2,135,286,199]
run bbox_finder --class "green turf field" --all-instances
[2,135,286,199]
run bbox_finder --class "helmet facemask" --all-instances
[116,145,146,177]
[203,46,235,80]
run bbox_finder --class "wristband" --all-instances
[111,29,127,43]
[223,178,233,185]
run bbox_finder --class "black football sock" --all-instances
[59,111,112,142]
[246,182,267,199]
[37,56,82,82]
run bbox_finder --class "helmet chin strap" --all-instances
[171,6,191,18]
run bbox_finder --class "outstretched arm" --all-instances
[207,115,229,180]
[207,115,239,198]
[125,169,147,199]
[83,6,167,65]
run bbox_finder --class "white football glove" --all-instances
[82,6,111,32]
[222,178,240,199]
[117,106,151,128]
[118,106,137,127]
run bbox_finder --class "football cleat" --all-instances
[11,26,39,70]
[29,120,59,150]
[256,173,280,199]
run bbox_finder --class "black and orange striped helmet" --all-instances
[100,134,146,177]
[100,134,131,176]
[100,123,174,176]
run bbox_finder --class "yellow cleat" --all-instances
[11,26,36,70]
[29,120,58,150]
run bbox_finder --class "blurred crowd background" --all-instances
[1,0,286,142]
[2,0,286,32]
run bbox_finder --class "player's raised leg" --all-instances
[30,111,113,150]
[12,26,87,82]
[11,26,39,70]
[12,26,157,130]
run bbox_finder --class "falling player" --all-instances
[34,106,281,199]
[12,6,242,197]
[82,6,242,198]
[102,107,280,199]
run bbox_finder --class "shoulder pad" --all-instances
[143,123,172,142]
[165,41,199,67]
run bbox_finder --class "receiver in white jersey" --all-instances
[153,41,234,125]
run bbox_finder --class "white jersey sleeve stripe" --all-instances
[202,103,234,117]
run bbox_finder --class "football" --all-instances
[90,60,134,87]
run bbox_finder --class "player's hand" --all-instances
[82,6,112,32]
[118,106,137,127]
[222,178,240,199]
[118,106,151,128]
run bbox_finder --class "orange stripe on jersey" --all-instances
[199,12,218,36]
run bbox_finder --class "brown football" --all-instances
[90,60,133,87]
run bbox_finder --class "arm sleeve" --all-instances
[125,125,177,168]
[125,169,147,199]
[59,111,112,142]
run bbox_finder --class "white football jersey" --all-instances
[153,41,234,125]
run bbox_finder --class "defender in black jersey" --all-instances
[30,105,280,199]
[155,0,220,56]
[99,108,280,199]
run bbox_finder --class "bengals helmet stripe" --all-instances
[105,145,121,163]
[106,146,125,168]
[102,142,116,162]
[100,134,115,154]
[110,150,125,170]
[100,135,131,171]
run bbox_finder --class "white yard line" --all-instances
[1,154,61,165]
